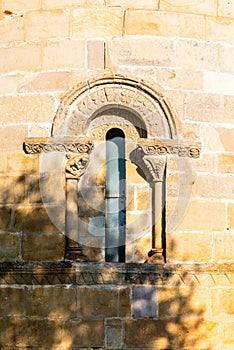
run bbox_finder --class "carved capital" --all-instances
[65,153,90,180]
[23,138,94,154]
[142,155,166,182]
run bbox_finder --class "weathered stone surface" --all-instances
[206,16,234,45]
[0,207,12,229]
[25,285,76,319]
[201,125,234,152]
[125,10,206,40]
[213,233,234,262]
[0,126,28,151]
[0,175,25,204]
[176,40,218,71]
[204,71,234,96]
[22,232,65,262]
[15,207,60,233]
[64,319,104,348]
[42,39,86,70]
[25,9,70,40]
[7,153,39,174]
[107,0,159,9]
[0,15,24,44]
[119,287,131,317]
[211,288,234,316]
[19,71,70,93]
[42,0,86,8]
[72,7,124,38]
[2,0,41,12]
[219,44,234,74]
[228,203,234,231]
[77,286,118,317]
[0,43,41,73]
[167,232,213,262]
[218,0,234,17]
[132,285,157,318]
[160,0,216,16]
[0,232,20,262]
[0,287,24,316]
[105,318,123,349]
[87,40,105,69]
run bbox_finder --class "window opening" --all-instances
[105,128,126,262]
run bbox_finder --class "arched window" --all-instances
[105,128,126,262]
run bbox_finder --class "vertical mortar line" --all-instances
[225,201,229,231]
[104,41,107,70]
[122,10,126,37]
[117,286,120,317]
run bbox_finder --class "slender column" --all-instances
[142,155,166,262]
[65,153,90,261]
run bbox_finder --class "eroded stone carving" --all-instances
[138,139,201,158]
[23,138,94,154]
[142,156,166,182]
[65,154,90,180]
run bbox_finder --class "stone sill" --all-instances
[0,262,233,286]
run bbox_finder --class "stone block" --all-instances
[0,125,28,151]
[2,0,41,12]
[194,175,234,200]
[107,0,159,9]
[213,233,234,262]
[0,175,25,204]
[191,153,217,173]
[87,40,105,69]
[0,74,22,95]
[206,16,234,45]
[0,94,55,125]
[218,0,234,18]
[7,153,39,174]
[42,39,85,70]
[133,235,151,263]
[19,71,70,93]
[211,288,234,316]
[126,212,151,236]
[0,317,15,347]
[186,92,224,122]
[204,71,234,96]
[201,125,234,152]
[0,15,24,44]
[218,154,234,174]
[168,200,226,232]
[0,152,7,174]
[13,318,64,348]
[157,286,209,319]
[160,0,216,16]
[22,232,65,262]
[64,319,104,348]
[219,44,234,74]
[132,285,157,318]
[155,68,203,91]
[0,207,12,229]
[72,7,124,38]
[125,10,206,40]
[14,206,62,233]
[0,43,41,73]
[0,232,20,262]
[25,9,70,40]
[125,319,219,348]
[25,286,76,319]
[228,203,234,230]
[126,161,149,183]
[223,322,234,346]
[105,318,123,349]
[29,124,51,138]
[176,40,218,70]
[167,232,213,262]
[42,0,86,8]
[0,287,24,316]
[119,287,131,317]
[136,186,151,211]
[77,286,118,317]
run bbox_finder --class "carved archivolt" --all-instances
[52,75,179,140]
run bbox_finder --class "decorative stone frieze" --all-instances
[138,138,201,158]
[23,137,94,154]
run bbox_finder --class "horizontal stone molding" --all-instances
[23,137,94,154]
[0,262,232,286]
[138,138,201,158]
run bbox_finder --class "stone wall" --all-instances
[0,0,233,348]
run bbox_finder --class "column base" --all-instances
[65,246,89,262]
[146,249,164,263]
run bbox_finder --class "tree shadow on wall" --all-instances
[0,173,215,349]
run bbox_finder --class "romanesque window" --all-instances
[23,75,201,263]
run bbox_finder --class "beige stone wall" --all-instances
[0,0,233,348]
